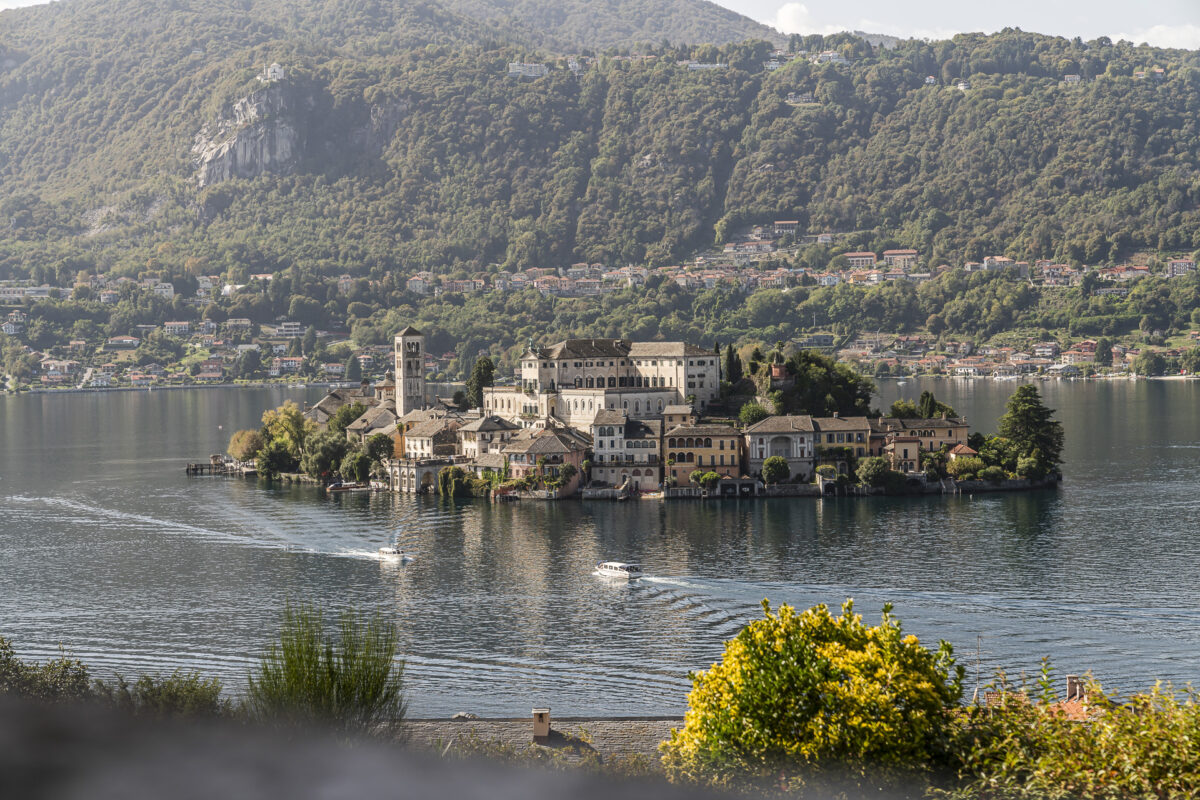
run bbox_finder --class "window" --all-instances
[719,455,724,465]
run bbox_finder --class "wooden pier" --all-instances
[186,455,256,477]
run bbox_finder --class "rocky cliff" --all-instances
[192,85,308,187]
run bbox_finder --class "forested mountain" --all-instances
[1,0,1199,287]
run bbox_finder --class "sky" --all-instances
[718,0,1200,50]
[0,0,1198,50]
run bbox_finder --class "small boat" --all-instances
[378,546,414,562]
[327,482,369,493]
[595,561,642,579]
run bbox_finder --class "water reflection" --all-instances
[1,381,1199,714]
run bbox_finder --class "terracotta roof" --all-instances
[879,416,968,431]
[406,419,460,439]
[592,409,627,426]
[665,424,741,437]
[744,415,815,434]
[458,415,520,433]
[949,443,978,456]
[662,405,694,415]
[811,416,870,431]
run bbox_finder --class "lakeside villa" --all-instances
[303,327,974,497]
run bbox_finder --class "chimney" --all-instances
[1065,675,1084,702]
[833,412,840,418]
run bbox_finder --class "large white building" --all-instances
[483,338,721,428]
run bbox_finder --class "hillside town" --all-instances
[3,228,1198,391]
[304,327,978,498]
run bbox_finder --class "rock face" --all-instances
[192,85,307,187]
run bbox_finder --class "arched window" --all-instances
[704,438,713,448]
[687,452,695,462]
[632,469,641,477]
[685,437,694,448]
[608,377,616,387]
[575,377,582,388]
[586,377,594,388]
[635,401,641,415]
[657,400,663,412]
[668,438,676,447]
[623,401,628,410]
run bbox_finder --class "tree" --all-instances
[1094,337,1113,367]
[365,433,394,463]
[300,430,350,482]
[261,400,314,459]
[700,471,722,490]
[660,600,963,788]
[559,463,577,486]
[776,350,876,417]
[761,456,789,484]
[997,385,1064,473]
[340,449,372,483]
[688,469,704,486]
[1181,347,1200,375]
[1132,351,1167,376]
[327,402,367,438]
[465,355,495,409]
[917,390,955,418]
[255,439,296,480]
[888,399,921,418]
[856,456,891,487]
[227,429,264,462]
[723,343,743,384]
[738,402,769,427]
[301,326,318,356]
[345,355,362,382]
[237,349,262,379]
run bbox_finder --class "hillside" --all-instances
[1,4,1199,286]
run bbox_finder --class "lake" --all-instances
[2,378,1199,716]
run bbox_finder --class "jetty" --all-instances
[185,454,256,477]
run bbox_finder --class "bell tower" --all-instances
[394,325,427,416]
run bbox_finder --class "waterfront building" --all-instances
[501,426,589,491]
[743,415,816,481]
[589,410,663,490]
[664,424,744,485]
[458,415,521,459]
[812,416,871,474]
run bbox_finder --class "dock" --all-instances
[186,455,256,477]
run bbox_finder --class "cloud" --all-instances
[770,3,843,36]
[1112,24,1200,50]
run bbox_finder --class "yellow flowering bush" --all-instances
[660,599,963,790]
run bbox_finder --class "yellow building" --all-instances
[665,424,744,484]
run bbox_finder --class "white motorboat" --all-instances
[595,561,642,579]
[378,546,414,562]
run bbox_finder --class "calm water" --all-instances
[2,379,1199,716]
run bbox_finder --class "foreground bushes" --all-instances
[660,600,963,793]
[943,680,1200,800]
[247,603,407,733]
[1,604,406,735]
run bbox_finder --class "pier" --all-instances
[185,454,256,477]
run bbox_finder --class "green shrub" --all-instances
[944,680,1200,800]
[761,455,790,484]
[946,456,985,479]
[856,456,892,487]
[661,600,963,791]
[246,604,407,734]
[738,402,770,426]
[815,464,836,480]
[0,636,92,703]
[94,670,231,719]
[979,466,1006,483]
